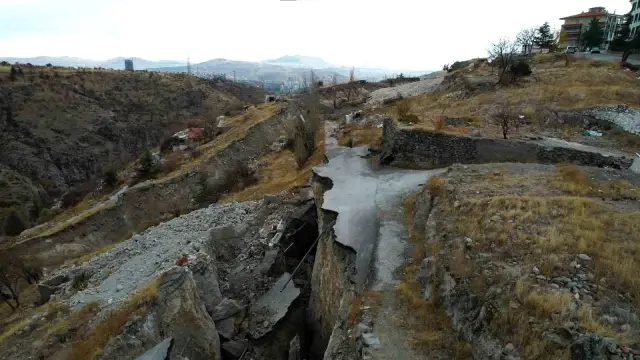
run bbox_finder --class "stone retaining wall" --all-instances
[381,119,633,170]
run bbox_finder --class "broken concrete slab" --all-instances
[135,337,174,360]
[313,146,441,288]
[255,249,279,275]
[249,273,301,339]
[221,339,248,359]
[631,154,640,174]
[211,298,244,321]
[207,225,241,261]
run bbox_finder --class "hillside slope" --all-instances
[0,66,264,228]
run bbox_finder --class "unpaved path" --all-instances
[366,71,446,106]
[314,142,445,358]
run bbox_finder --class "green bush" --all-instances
[72,272,90,290]
[103,169,118,188]
[3,210,26,236]
[137,150,156,179]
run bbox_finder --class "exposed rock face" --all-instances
[15,103,286,269]
[0,164,50,226]
[135,337,174,360]
[381,119,633,170]
[0,74,264,207]
[570,334,619,360]
[249,273,301,339]
[155,267,222,360]
[188,255,223,316]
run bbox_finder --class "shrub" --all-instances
[430,115,445,132]
[61,186,87,208]
[137,149,156,179]
[3,210,26,236]
[426,176,445,198]
[103,169,118,189]
[396,100,419,124]
[72,271,90,290]
[509,60,532,79]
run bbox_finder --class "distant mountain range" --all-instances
[0,56,184,70]
[1,55,434,83]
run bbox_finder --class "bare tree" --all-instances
[516,27,537,55]
[286,70,321,168]
[487,38,519,84]
[345,67,355,102]
[0,253,23,310]
[331,73,339,109]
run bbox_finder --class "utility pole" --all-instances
[187,55,192,76]
[233,70,236,82]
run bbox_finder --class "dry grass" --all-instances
[577,304,618,339]
[426,176,445,198]
[338,124,382,147]
[46,301,99,337]
[222,127,325,203]
[20,103,277,242]
[67,280,158,360]
[516,279,574,317]
[397,55,640,133]
[396,188,471,357]
[553,164,639,198]
[150,103,277,183]
[432,165,640,354]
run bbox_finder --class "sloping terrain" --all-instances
[401,163,640,359]
[0,66,264,229]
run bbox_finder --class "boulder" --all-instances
[188,255,222,316]
[207,225,241,261]
[249,273,300,339]
[221,339,248,359]
[36,284,56,305]
[135,337,174,360]
[211,298,244,321]
[570,334,617,360]
[288,335,301,360]
[43,274,69,288]
[215,317,238,339]
[155,267,222,360]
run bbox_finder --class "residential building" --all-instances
[124,59,134,71]
[631,0,640,37]
[559,7,624,50]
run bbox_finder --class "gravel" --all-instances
[587,105,640,135]
[68,201,260,309]
[366,71,446,106]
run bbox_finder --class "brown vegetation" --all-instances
[390,54,639,140]
[426,164,640,358]
[67,281,157,360]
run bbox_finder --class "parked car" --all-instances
[590,47,601,54]
[565,46,578,54]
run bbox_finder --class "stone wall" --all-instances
[381,119,633,170]
[309,173,357,357]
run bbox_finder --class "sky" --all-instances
[0,0,633,71]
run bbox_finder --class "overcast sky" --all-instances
[0,0,633,70]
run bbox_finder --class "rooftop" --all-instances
[560,7,612,20]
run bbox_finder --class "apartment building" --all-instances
[559,7,624,49]
[631,0,640,37]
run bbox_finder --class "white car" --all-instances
[565,46,578,54]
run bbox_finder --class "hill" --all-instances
[0,64,264,230]
[0,57,184,70]
[262,55,333,68]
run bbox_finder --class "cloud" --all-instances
[0,0,633,70]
